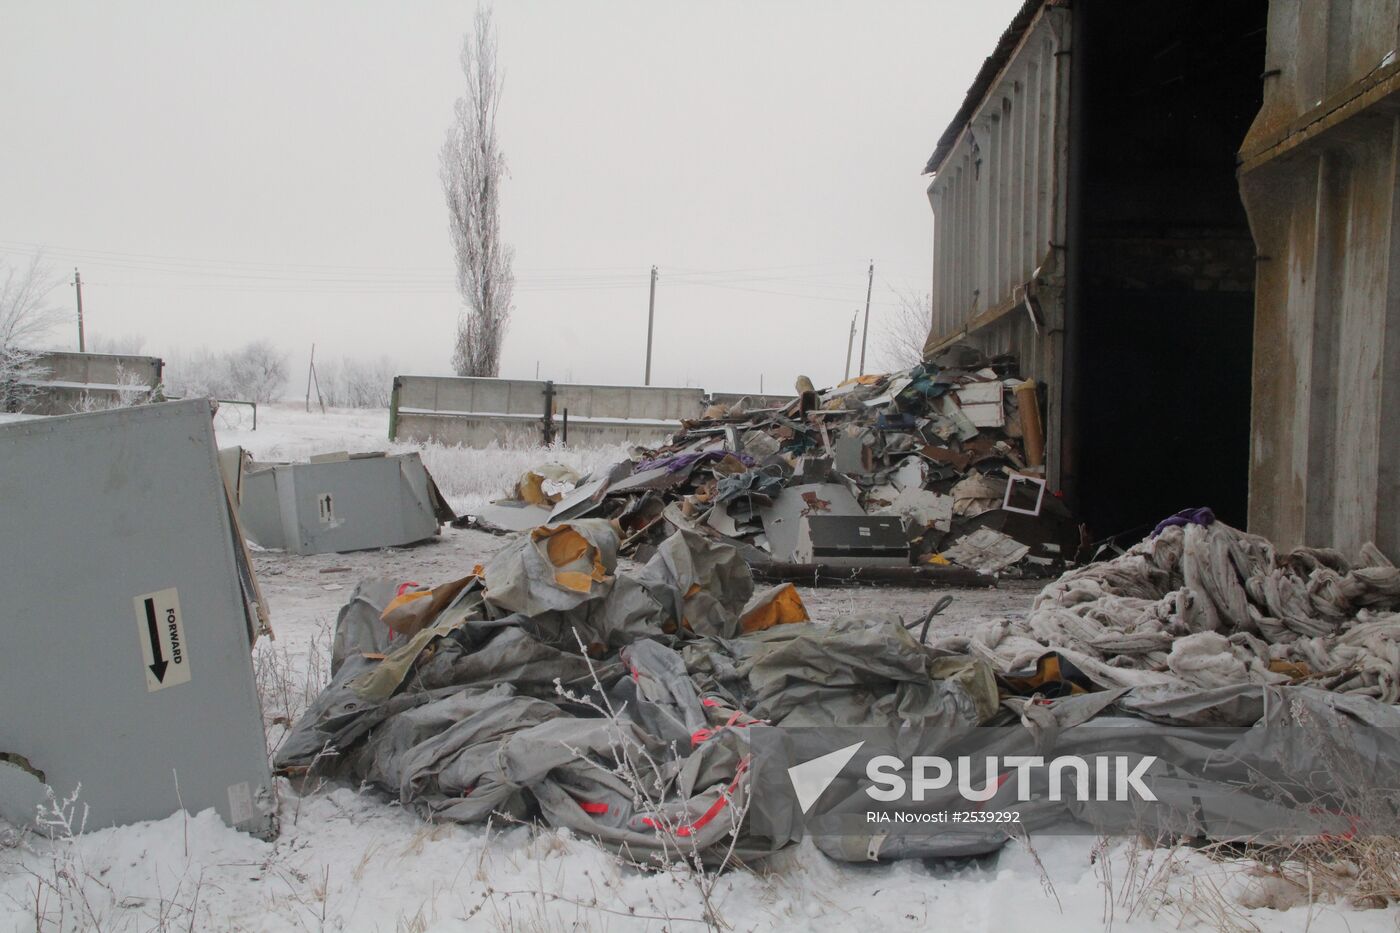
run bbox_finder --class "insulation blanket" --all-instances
[930,519,1400,700]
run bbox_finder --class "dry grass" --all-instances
[1098,705,1400,930]
[253,618,333,755]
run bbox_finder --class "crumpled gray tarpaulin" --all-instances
[278,520,1400,865]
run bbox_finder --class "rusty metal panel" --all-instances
[1243,0,1400,163]
[1240,0,1400,556]
[924,3,1070,485]
[1241,101,1400,557]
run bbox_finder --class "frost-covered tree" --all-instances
[225,340,289,403]
[165,340,288,403]
[0,254,65,412]
[441,6,514,377]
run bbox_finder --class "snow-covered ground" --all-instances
[2,404,1396,931]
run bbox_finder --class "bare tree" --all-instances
[441,6,514,377]
[876,288,934,371]
[1,254,66,412]
[1,254,66,349]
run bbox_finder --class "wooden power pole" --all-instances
[73,268,85,352]
[844,311,858,381]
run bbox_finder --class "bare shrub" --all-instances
[166,341,289,403]
[254,617,334,755]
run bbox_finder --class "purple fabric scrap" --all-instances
[1151,507,1216,537]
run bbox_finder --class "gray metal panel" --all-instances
[239,453,443,555]
[759,483,865,563]
[0,400,274,834]
[238,466,287,549]
[793,515,910,568]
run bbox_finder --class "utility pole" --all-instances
[644,265,658,385]
[72,268,85,352]
[305,344,316,412]
[844,311,858,381]
[858,259,874,375]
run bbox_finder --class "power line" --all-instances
[1,238,904,305]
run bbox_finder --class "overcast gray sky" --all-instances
[1,1,1020,395]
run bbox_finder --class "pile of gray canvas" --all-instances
[278,516,1400,864]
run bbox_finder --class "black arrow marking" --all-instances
[143,597,168,683]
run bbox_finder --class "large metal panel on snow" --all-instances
[239,452,453,555]
[0,400,275,835]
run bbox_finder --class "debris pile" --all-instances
[279,517,1400,864]
[468,345,1079,579]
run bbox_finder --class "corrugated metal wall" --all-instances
[924,4,1071,483]
[1239,0,1400,557]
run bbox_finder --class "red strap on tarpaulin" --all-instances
[642,758,750,837]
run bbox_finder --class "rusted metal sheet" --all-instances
[1240,0,1400,557]
[1242,0,1400,167]
[923,2,1070,486]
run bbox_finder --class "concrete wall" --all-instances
[390,374,706,447]
[706,391,796,411]
[1239,0,1400,556]
[16,350,164,415]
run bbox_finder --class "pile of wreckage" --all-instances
[277,511,1400,863]
[468,346,1079,580]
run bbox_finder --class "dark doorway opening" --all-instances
[1070,0,1267,538]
